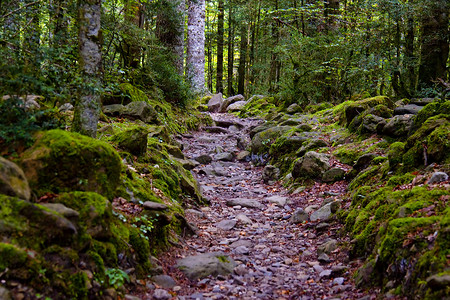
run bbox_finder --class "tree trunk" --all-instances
[227,2,235,96]
[404,15,415,91]
[72,0,102,138]
[237,23,247,96]
[187,0,206,93]
[53,0,69,45]
[324,0,339,33]
[418,1,449,90]
[124,0,142,68]
[173,0,185,76]
[24,0,40,69]
[215,0,224,93]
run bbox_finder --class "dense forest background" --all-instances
[0,0,449,110]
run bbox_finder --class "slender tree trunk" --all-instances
[404,15,415,91]
[215,0,224,93]
[72,0,102,138]
[124,0,142,68]
[237,23,247,96]
[174,0,185,76]
[53,0,69,45]
[187,0,206,93]
[417,1,449,90]
[24,0,40,69]
[206,10,213,91]
[227,2,235,96]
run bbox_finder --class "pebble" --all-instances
[153,289,171,300]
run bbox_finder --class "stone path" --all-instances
[154,113,377,300]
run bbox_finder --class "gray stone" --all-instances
[319,269,332,278]
[333,277,345,285]
[353,153,377,172]
[173,158,199,170]
[286,103,302,114]
[220,94,245,112]
[216,219,237,230]
[151,275,177,289]
[143,201,168,211]
[267,195,287,207]
[40,203,80,220]
[428,172,448,184]
[176,252,237,280]
[125,295,141,300]
[322,168,346,182]
[0,156,31,200]
[236,151,250,161]
[318,253,331,263]
[112,126,149,156]
[203,126,228,134]
[394,104,423,115]
[194,154,213,165]
[152,288,171,300]
[383,114,414,137]
[226,198,264,209]
[208,93,223,112]
[296,139,329,157]
[234,264,249,276]
[290,208,309,224]
[292,151,330,179]
[214,152,234,162]
[317,239,338,255]
[426,274,450,289]
[230,240,253,248]
[236,214,253,224]
[262,165,280,184]
[360,114,386,133]
[103,101,158,124]
[227,101,247,112]
[234,246,250,255]
[310,202,334,222]
[305,205,319,214]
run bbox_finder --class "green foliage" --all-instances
[105,268,130,289]
[0,97,63,150]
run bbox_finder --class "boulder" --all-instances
[290,208,308,224]
[310,202,335,221]
[103,101,158,124]
[214,152,234,162]
[344,96,393,125]
[111,126,148,156]
[353,153,377,172]
[227,101,247,112]
[267,195,288,207]
[427,172,448,184]
[394,104,423,115]
[262,165,280,184]
[317,239,338,255]
[216,219,237,230]
[322,168,346,182]
[143,201,168,211]
[286,103,302,114]
[151,275,177,289]
[251,126,291,153]
[176,252,236,280]
[208,93,223,112]
[292,151,330,179]
[194,154,213,165]
[0,156,31,200]
[383,115,414,137]
[360,114,386,133]
[426,274,450,290]
[236,151,250,161]
[219,94,244,112]
[19,130,122,198]
[296,138,328,157]
[40,203,80,220]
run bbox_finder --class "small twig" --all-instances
[1,0,41,20]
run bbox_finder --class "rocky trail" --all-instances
[144,113,380,300]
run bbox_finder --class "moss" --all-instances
[0,242,28,271]
[403,116,450,169]
[129,227,150,264]
[388,142,405,170]
[19,129,122,199]
[119,83,149,103]
[68,271,88,300]
[236,96,278,119]
[348,162,388,191]
[411,100,450,133]
[387,173,415,187]
[110,126,149,156]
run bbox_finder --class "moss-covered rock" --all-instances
[410,100,450,133]
[111,126,149,156]
[19,129,122,199]
[0,156,30,200]
[292,151,330,179]
[403,116,450,169]
[236,95,278,119]
[388,142,405,170]
[251,126,292,154]
[343,96,393,125]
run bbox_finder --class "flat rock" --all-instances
[151,275,177,289]
[236,214,253,224]
[143,201,168,211]
[227,100,247,112]
[214,152,234,162]
[310,202,334,221]
[40,203,80,219]
[426,274,450,289]
[322,167,346,182]
[216,219,237,230]
[194,154,213,165]
[394,104,423,115]
[267,195,287,207]
[176,252,237,280]
[152,288,171,300]
[208,93,223,112]
[236,151,250,161]
[230,239,253,248]
[226,198,264,209]
[290,208,308,224]
[317,239,338,255]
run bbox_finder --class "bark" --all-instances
[173,0,185,76]
[124,0,142,68]
[24,0,40,68]
[237,23,247,95]
[187,0,206,93]
[72,0,102,138]
[404,15,415,91]
[215,0,224,93]
[227,2,235,96]
[53,0,69,44]
[418,1,449,89]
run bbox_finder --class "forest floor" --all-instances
[146,113,385,300]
